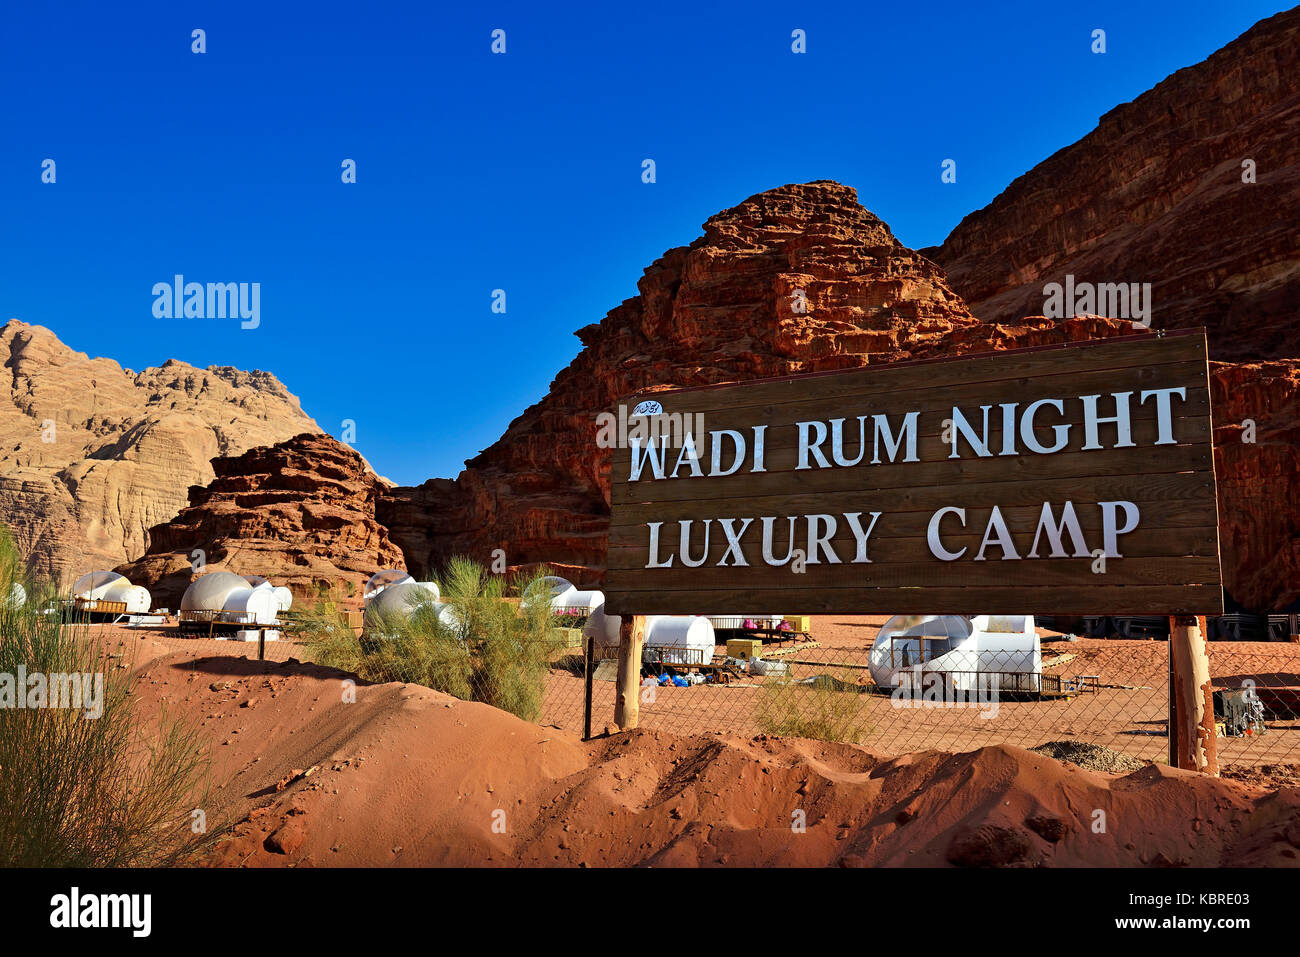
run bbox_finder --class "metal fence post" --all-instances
[583,636,594,740]
[1167,635,1177,767]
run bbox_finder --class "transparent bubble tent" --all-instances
[364,569,417,603]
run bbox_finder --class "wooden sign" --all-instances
[605,331,1222,616]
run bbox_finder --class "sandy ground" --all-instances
[79,621,1300,866]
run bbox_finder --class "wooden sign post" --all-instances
[1169,614,1219,775]
[614,615,645,731]
[604,331,1223,762]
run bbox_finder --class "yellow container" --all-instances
[783,615,812,634]
[726,638,763,660]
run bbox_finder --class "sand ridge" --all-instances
[116,640,1300,868]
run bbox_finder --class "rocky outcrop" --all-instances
[923,8,1300,362]
[377,181,1150,585]
[0,320,320,584]
[117,433,405,609]
[377,181,985,582]
[1211,360,1300,611]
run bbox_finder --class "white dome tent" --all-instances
[528,576,573,599]
[550,586,604,617]
[72,570,152,616]
[220,584,279,626]
[363,580,443,634]
[429,601,463,633]
[582,605,718,666]
[179,571,284,638]
[4,582,26,610]
[272,586,293,613]
[523,576,574,612]
[869,614,1040,694]
[643,615,716,667]
[582,602,621,647]
[180,571,249,613]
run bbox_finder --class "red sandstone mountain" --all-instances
[376,181,1147,587]
[923,8,1300,362]
[377,181,985,581]
[117,432,404,608]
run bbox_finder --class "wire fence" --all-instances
[570,624,1300,772]
[106,614,1300,772]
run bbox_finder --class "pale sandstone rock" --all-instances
[0,320,319,584]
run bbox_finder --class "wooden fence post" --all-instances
[614,615,646,731]
[583,636,595,741]
[1168,614,1219,775]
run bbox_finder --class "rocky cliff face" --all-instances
[924,8,1300,363]
[377,181,1150,585]
[0,320,320,584]
[116,432,405,609]
[1211,360,1300,611]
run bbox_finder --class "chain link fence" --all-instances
[110,610,1300,773]
[573,618,1300,772]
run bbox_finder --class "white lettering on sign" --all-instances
[924,501,1142,563]
[642,503,1139,568]
[629,389,1187,482]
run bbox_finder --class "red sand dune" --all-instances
[115,634,1300,868]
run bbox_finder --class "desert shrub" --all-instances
[0,524,216,866]
[300,557,566,721]
[755,668,871,744]
[292,595,365,673]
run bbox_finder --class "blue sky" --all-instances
[0,0,1284,485]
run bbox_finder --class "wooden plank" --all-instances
[614,333,1207,418]
[607,526,1222,563]
[613,405,1210,460]
[614,359,1208,429]
[610,473,1213,532]
[609,496,1216,548]
[606,555,1222,590]
[612,442,1213,505]
[601,584,1224,616]
[613,416,1211,496]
